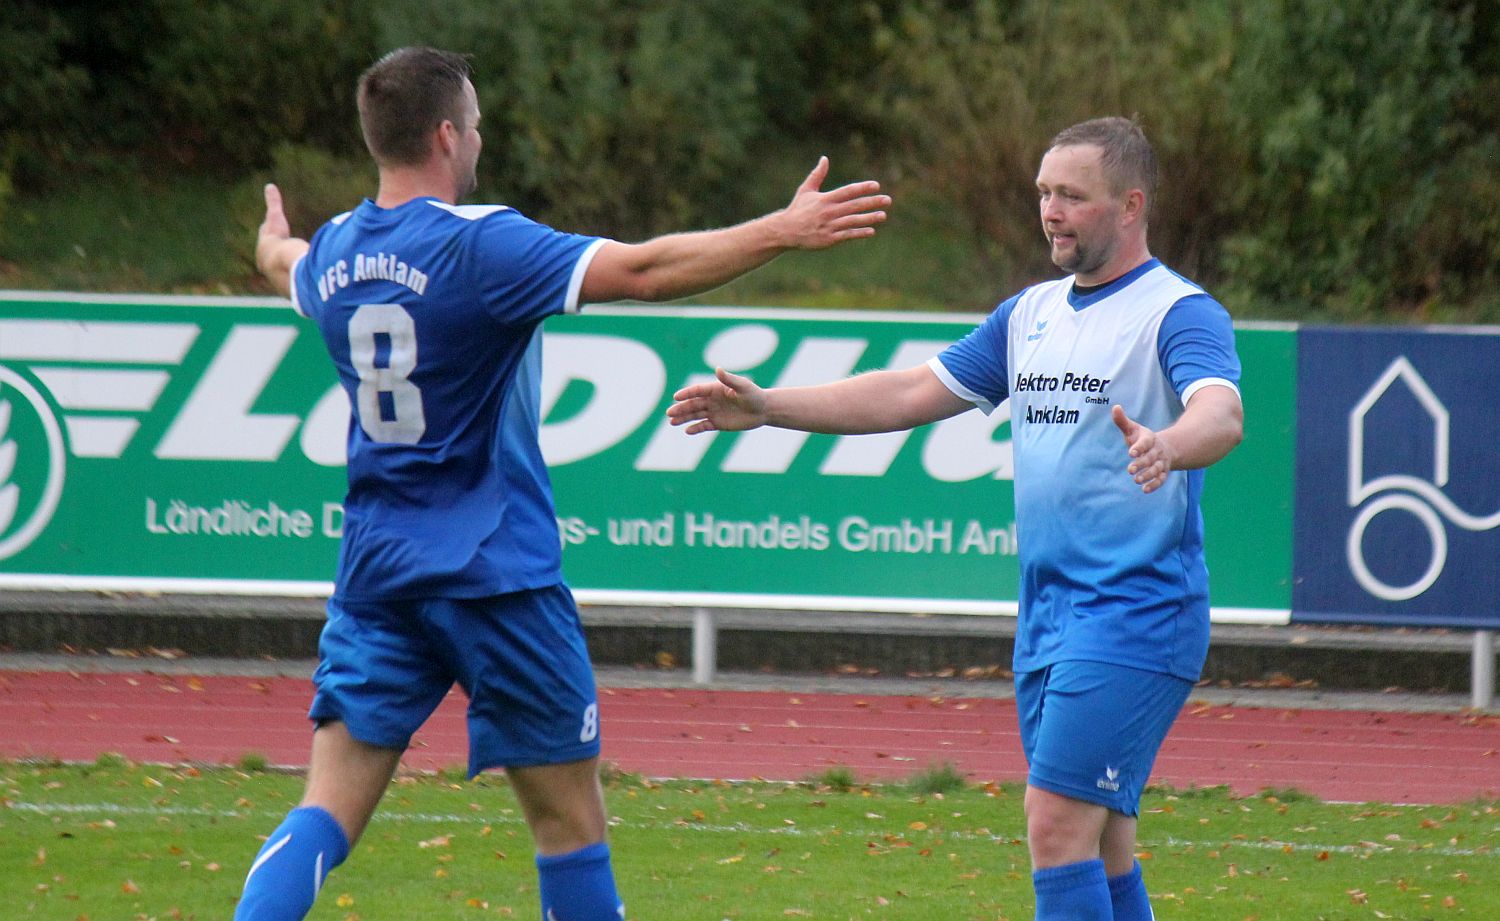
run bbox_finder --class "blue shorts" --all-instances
[1015,660,1191,816]
[309,584,600,775]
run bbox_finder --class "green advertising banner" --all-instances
[0,294,1292,621]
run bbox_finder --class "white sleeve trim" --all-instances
[926,356,997,415]
[287,253,309,317]
[1182,377,1241,405]
[565,239,611,314]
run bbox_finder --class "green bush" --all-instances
[867,0,1498,322]
[230,142,376,275]
[865,0,1242,293]
[145,0,380,172]
[375,0,809,238]
[0,145,14,252]
[4,0,1500,320]
[1409,3,1500,321]
[1,1,378,185]
[1221,0,1473,320]
[0,3,91,186]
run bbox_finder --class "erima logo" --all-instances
[1027,319,1049,342]
[0,366,67,561]
[1096,766,1121,792]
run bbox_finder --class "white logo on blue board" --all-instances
[1346,356,1500,601]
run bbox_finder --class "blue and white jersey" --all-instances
[290,198,607,601]
[929,259,1241,680]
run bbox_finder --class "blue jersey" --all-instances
[929,259,1241,680]
[290,198,606,601]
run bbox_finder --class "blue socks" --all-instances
[536,842,625,921]
[233,811,625,921]
[234,806,350,920]
[1108,860,1155,920]
[1033,858,1111,920]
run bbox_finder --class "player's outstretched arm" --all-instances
[1112,385,1244,494]
[667,364,970,436]
[255,183,311,299]
[666,368,770,435]
[580,157,890,304]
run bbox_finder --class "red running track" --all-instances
[3,669,1498,805]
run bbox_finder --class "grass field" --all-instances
[4,757,1495,920]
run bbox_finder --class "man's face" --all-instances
[454,80,483,199]
[1035,144,1123,280]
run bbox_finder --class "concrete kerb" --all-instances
[0,590,1488,703]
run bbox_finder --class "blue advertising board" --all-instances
[1293,327,1500,627]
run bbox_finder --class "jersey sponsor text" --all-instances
[1024,404,1081,425]
[316,252,430,302]
[1013,371,1111,394]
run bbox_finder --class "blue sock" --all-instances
[233,806,350,920]
[536,842,624,921]
[1033,858,1111,920]
[1108,860,1154,920]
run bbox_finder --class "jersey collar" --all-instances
[1066,258,1161,311]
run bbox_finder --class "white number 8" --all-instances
[580,702,599,743]
[348,304,427,444]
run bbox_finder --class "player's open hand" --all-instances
[1112,404,1177,494]
[667,368,768,435]
[258,184,291,248]
[255,183,296,278]
[778,156,890,250]
[254,183,310,298]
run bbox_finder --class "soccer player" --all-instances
[238,46,889,921]
[667,116,1242,920]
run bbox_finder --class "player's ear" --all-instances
[1121,188,1147,226]
[435,120,458,158]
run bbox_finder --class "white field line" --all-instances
[6,800,1496,861]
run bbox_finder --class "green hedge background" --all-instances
[2,0,1496,321]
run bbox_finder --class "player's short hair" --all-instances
[357,47,473,167]
[1049,116,1157,217]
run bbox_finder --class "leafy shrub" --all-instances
[0,3,91,186]
[144,0,380,172]
[1221,0,1473,319]
[866,0,1242,293]
[229,142,375,275]
[375,0,809,238]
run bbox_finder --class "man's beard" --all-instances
[1053,236,1111,278]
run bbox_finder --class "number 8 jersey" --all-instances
[290,197,607,602]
